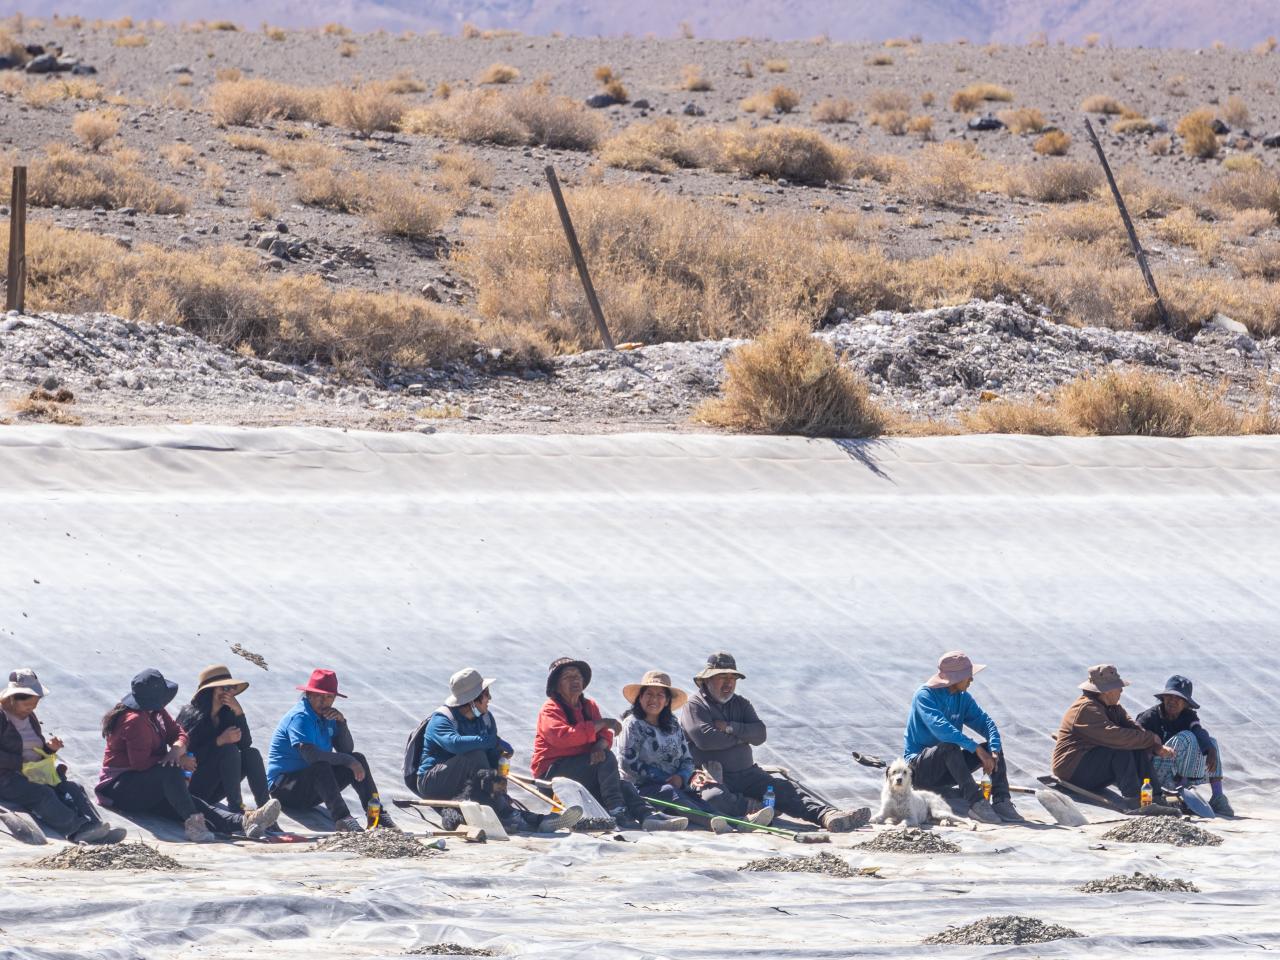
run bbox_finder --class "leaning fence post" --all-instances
[4,165,27,313]
[1083,118,1170,328]
[544,165,615,351]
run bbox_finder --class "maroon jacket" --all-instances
[96,709,187,802]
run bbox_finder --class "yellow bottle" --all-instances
[368,791,382,828]
[498,756,510,778]
[981,775,992,801]
[1140,778,1153,807]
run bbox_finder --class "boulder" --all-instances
[1211,118,1230,135]
[682,102,706,117]
[967,114,1004,131]
[24,53,59,74]
[631,99,651,110]
[70,62,97,75]
[0,55,19,71]
[584,93,618,109]
[1262,133,1280,148]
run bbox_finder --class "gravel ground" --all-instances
[740,851,871,877]
[923,915,1081,945]
[856,828,960,854]
[404,946,501,957]
[1079,872,1200,893]
[571,816,618,833]
[28,842,184,871]
[1102,818,1224,847]
[314,830,442,859]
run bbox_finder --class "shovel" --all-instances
[645,796,831,844]
[0,805,46,845]
[1008,785,1088,827]
[393,799,506,841]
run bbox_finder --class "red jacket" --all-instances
[97,709,187,801]
[531,697,613,778]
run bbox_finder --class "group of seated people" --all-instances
[0,650,1231,845]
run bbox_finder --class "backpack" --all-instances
[402,715,431,793]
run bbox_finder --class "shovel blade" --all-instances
[1035,789,1087,827]
[0,809,47,845]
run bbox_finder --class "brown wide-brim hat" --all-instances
[622,670,689,712]
[194,664,249,699]
[546,657,592,698]
[1080,663,1129,694]
[694,651,745,683]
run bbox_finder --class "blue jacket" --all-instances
[268,696,337,786]
[903,685,1002,761]
[418,706,513,777]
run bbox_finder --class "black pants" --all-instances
[637,782,724,828]
[270,752,376,822]
[100,765,243,834]
[416,751,518,820]
[723,764,829,826]
[0,772,98,836]
[547,750,649,819]
[189,744,270,811]
[911,741,1009,804]
[1069,746,1157,800]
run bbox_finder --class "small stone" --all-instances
[275,222,289,234]
[585,93,618,109]
[631,99,651,110]
[683,102,706,117]
[420,283,441,302]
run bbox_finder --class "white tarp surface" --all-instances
[1,427,1278,959]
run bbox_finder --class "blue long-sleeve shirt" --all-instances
[418,706,513,777]
[903,685,1002,761]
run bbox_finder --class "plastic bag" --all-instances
[21,749,62,786]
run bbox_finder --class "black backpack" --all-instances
[402,715,432,793]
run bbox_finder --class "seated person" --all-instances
[1137,675,1232,816]
[176,665,270,814]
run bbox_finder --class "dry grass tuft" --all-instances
[1152,207,1221,262]
[1225,208,1276,239]
[700,322,886,437]
[999,107,1046,134]
[601,119,713,173]
[248,191,279,220]
[1058,370,1275,436]
[1223,95,1251,127]
[13,144,187,213]
[1234,242,1280,280]
[1080,94,1126,114]
[962,398,1075,435]
[112,33,148,47]
[1034,130,1071,155]
[1176,108,1219,158]
[72,109,120,151]
[764,58,789,73]
[1005,159,1100,202]
[870,110,909,135]
[867,88,911,113]
[1149,135,1172,156]
[208,78,324,126]
[264,25,287,41]
[10,388,82,426]
[161,142,195,168]
[404,87,606,150]
[1113,116,1157,134]
[1207,165,1280,218]
[326,82,407,137]
[741,86,799,114]
[713,126,851,185]
[866,53,894,66]
[907,115,934,139]
[338,41,358,58]
[22,77,104,108]
[478,62,520,84]
[681,65,712,91]
[812,97,856,123]
[949,83,1014,112]
[891,142,983,205]
[215,66,243,83]
[384,71,426,94]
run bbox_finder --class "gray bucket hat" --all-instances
[445,667,494,707]
[694,652,745,683]
[1,668,46,700]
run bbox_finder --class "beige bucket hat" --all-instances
[925,651,986,689]
[1080,663,1129,694]
[622,670,689,712]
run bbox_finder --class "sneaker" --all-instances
[334,815,364,833]
[1209,793,1235,817]
[992,799,1025,822]
[368,813,400,831]
[641,813,688,831]
[968,799,1003,824]
[71,820,113,844]
[183,813,215,843]
[745,806,775,827]
[98,826,128,845]
[708,816,733,834]
[537,805,583,833]
[821,807,872,832]
[241,799,282,839]
[612,813,642,831]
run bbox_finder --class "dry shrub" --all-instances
[1006,159,1100,202]
[1225,208,1275,239]
[403,87,606,150]
[950,83,1013,112]
[175,73,194,87]
[208,20,238,30]
[681,65,712,91]
[72,109,120,151]
[1208,166,1280,218]
[22,77,104,108]
[295,166,365,213]
[0,72,25,97]
[1034,130,1071,155]
[479,62,520,84]
[591,67,628,103]
[1025,202,1126,253]
[0,28,29,66]
[322,22,351,37]
[208,78,323,126]
[1083,32,1101,47]
[10,389,82,426]
[921,91,936,107]
[1176,108,1219,158]
[1234,242,1280,280]
[907,115,934,139]
[326,83,407,137]
[18,144,187,213]
[436,149,494,192]
[1149,135,1172,156]
[884,37,912,48]
[161,142,195,167]
[1113,116,1156,134]
[741,86,799,114]
[1224,155,1262,174]
[713,126,851,185]
[999,107,1046,134]
[215,67,243,83]
[1058,370,1274,437]
[338,41,358,58]
[248,191,278,219]
[0,224,473,370]
[1223,95,1250,126]
[700,323,886,437]
[113,33,148,47]
[601,119,713,173]
[892,142,983,205]
[365,178,450,238]
[962,399,1075,435]
[1255,36,1278,55]
[812,97,855,123]
[1080,94,1125,114]
[866,54,894,66]
[870,110,909,135]
[385,71,426,94]
[764,58,789,73]
[1153,207,1221,262]
[264,25,287,41]
[867,88,911,113]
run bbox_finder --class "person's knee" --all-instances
[1167,730,1197,749]
[349,751,369,769]
[935,742,963,757]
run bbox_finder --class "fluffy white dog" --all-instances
[871,758,961,827]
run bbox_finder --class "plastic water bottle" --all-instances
[981,775,992,801]
[763,785,776,810]
[367,791,382,828]
[497,756,511,778]
[1140,778,1153,807]
[183,752,194,781]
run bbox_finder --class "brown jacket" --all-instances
[1051,692,1162,780]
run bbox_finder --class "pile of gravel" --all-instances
[405,946,499,957]
[857,828,960,854]
[740,851,863,877]
[314,831,441,859]
[1102,818,1223,847]
[29,842,183,872]
[923,915,1081,945]
[572,817,618,833]
[1079,872,1200,893]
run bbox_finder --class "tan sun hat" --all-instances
[623,670,689,711]
[925,651,986,689]
[1080,663,1129,694]
[193,664,249,699]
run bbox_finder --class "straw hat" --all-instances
[193,664,249,699]
[622,670,689,711]
[925,652,986,689]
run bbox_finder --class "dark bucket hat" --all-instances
[1155,675,1200,710]
[546,657,592,697]
[123,668,179,711]
[694,651,745,684]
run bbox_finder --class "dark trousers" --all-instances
[547,750,649,819]
[911,741,1009,804]
[637,782,722,828]
[189,744,270,811]
[417,751,518,820]
[0,772,98,836]
[1069,746,1157,800]
[723,764,828,826]
[270,752,376,822]
[101,765,243,834]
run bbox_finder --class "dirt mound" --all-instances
[857,827,960,854]
[740,851,875,877]
[29,842,183,872]
[1079,872,1200,893]
[1102,818,1223,847]
[314,830,441,859]
[924,915,1081,945]
[405,946,500,957]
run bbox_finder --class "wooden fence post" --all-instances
[5,165,27,314]
[544,165,614,351]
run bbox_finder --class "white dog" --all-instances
[871,758,962,827]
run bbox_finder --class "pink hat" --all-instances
[926,652,986,689]
[296,668,346,699]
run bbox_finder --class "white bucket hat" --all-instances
[1,668,47,700]
[445,667,494,707]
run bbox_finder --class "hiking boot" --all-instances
[641,812,688,831]
[70,820,113,844]
[1209,793,1235,817]
[708,816,732,834]
[821,807,871,832]
[968,799,1003,824]
[992,799,1025,822]
[183,813,215,843]
[537,805,583,833]
[241,799,281,839]
[334,815,364,833]
[745,806,774,827]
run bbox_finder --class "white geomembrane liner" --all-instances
[1,426,1278,959]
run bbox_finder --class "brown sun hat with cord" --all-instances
[622,670,689,711]
[193,664,249,699]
